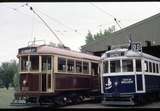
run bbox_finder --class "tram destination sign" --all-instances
[19,47,37,54]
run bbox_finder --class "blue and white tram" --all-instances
[101,48,160,105]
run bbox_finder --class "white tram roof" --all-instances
[19,45,100,61]
[101,48,160,61]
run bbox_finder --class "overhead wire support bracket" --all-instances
[25,4,64,46]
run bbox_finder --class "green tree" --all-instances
[85,31,94,44]
[84,25,115,45]
[0,60,18,90]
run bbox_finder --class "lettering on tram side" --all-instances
[121,78,134,84]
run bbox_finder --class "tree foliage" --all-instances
[85,31,94,44]
[0,60,19,89]
[85,25,115,45]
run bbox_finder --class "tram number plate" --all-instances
[131,42,142,52]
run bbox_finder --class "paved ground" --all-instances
[61,101,160,109]
[1,88,160,109]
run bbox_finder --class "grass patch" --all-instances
[0,88,15,108]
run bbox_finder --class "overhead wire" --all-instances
[34,7,83,36]
[25,3,64,45]
[5,3,85,46]
[90,2,123,29]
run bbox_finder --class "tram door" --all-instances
[41,56,52,92]
[42,74,46,91]
[42,74,52,92]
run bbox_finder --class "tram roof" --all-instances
[101,48,160,61]
[19,45,100,61]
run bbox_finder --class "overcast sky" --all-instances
[1,2,160,64]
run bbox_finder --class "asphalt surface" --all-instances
[3,100,160,109]
[60,101,160,109]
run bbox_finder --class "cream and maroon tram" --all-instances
[13,41,101,105]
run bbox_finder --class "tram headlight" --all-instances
[23,80,27,85]
[114,81,118,87]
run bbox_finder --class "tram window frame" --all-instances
[83,61,89,74]
[122,59,133,72]
[110,60,120,73]
[76,60,82,73]
[149,62,152,73]
[58,57,67,72]
[103,61,108,73]
[144,61,149,72]
[67,59,75,73]
[136,59,142,72]
[42,56,51,71]
[91,62,98,76]
[21,56,28,71]
[30,55,39,71]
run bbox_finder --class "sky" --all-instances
[1,2,160,64]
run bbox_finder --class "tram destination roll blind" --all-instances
[19,47,37,54]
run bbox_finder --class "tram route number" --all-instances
[131,42,142,52]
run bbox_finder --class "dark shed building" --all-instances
[81,13,160,57]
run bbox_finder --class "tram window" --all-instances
[110,60,120,73]
[156,64,159,73]
[58,57,66,72]
[91,62,98,76]
[103,61,108,73]
[21,56,28,71]
[153,63,156,73]
[122,59,133,72]
[30,55,39,71]
[144,61,149,72]
[149,62,152,73]
[83,62,89,74]
[42,56,51,71]
[136,59,142,72]
[67,59,74,72]
[76,61,82,73]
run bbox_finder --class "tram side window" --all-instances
[149,62,152,73]
[91,62,98,76]
[156,64,159,73]
[136,59,142,72]
[42,56,51,71]
[30,55,39,71]
[103,61,108,73]
[144,61,149,72]
[83,62,89,74]
[110,60,120,73]
[21,56,28,71]
[76,61,82,73]
[122,59,133,72]
[153,63,156,73]
[67,59,74,72]
[58,57,66,72]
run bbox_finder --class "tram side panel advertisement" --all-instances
[103,75,135,94]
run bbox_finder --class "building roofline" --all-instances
[81,12,160,50]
